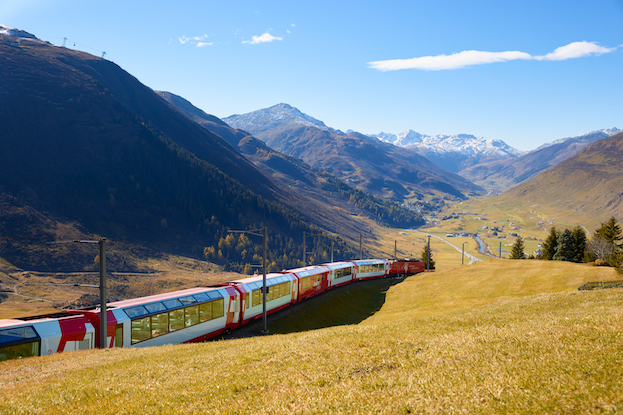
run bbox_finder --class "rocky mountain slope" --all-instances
[0,29,353,271]
[224,104,483,203]
[157,91,425,231]
[459,129,621,191]
[502,131,623,228]
[371,130,523,173]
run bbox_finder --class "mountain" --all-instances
[224,104,484,203]
[371,130,524,173]
[0,28,349,272]
[459,129,621,191]
[502,131,623,228]
[156,91,425,232]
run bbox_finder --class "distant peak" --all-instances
[0,24,38,40]
[224,103,330,134]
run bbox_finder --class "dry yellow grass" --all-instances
[1,260,622,414]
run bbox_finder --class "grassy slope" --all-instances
[1,260,621,414]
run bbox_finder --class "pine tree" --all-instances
[421,244,435,270]
[553,229,573,261]
[510,237,525,259]
[570,226,587,263]
[594,216,623,252]
[541,227,559,260]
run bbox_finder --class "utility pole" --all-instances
[331,239,334,263]
[499,242,502,259]
[98,238,107,348]
[47,238,108,348]
[303,231,306,265]
[394,240,397,260]
[262,227,267,334]
[462,242,465,265]
[229,228,268,334]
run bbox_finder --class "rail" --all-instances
[578,280,623,290]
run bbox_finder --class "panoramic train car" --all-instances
[0,258,427,362]
[226,272,298,326]
[287,265,329,300]
[0,312,95,361]
[324,261,356,288]
[106,286,240,348]
[388,259,425,276]
[353,259,390,280]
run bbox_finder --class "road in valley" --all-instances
[414,231,483,265]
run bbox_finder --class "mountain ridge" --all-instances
[224,104,484,203]
[459,128,621,191]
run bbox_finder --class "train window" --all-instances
[169,309,185,332]
[131,317,151,344]
[145,302,167,314]
[301,276,311,290]
[179,296,197,306]
[193,293,210,303]
[115,324,123,348]
[0,326,38,345]
[151,313,169,338]
[199,302,212,322]
[360,263,384,273]
[0,341,40,361]
[163,299,182,309]
[185,306,199,327]
[252,289,260,307]
[207,291,223,300]
[212,299,224,318]
[334,268,351,279]
[125,306,149,319]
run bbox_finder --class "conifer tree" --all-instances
[541,227,559,260]
[553,229,574,261]
[570,226,587,263]
[421,244,435,270]
[510,237,525,259]
[594,216,622,252]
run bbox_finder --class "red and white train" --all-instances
[0,259,424,361]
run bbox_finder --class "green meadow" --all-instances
[1,259,621,414]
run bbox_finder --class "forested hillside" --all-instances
[0,35,356,273]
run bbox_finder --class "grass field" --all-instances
[1,259,622,414]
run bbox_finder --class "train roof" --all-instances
[287,265,330,277]
[227,272,296,287]
[107,286,227,309]
[353,259,387,265]
[323,261,355,270]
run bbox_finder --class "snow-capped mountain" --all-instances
[370,130,524,173]
[0,24,38,40]
[224,103,336,135]
[532,128,621,152]
[224,104,484,201]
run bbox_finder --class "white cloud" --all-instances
[369,41,616,71]
[178,34,210,46]
[197,42,213,47]
[535,41,614,61]
[243,31,283,45]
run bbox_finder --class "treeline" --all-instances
[510,216,623,273]
[203,232,358,274]
[318,171,424,228]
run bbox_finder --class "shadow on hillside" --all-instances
[219,277,404,340]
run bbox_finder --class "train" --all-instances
[0,259,424,362]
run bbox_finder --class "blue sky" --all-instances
[3,0,622,151]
